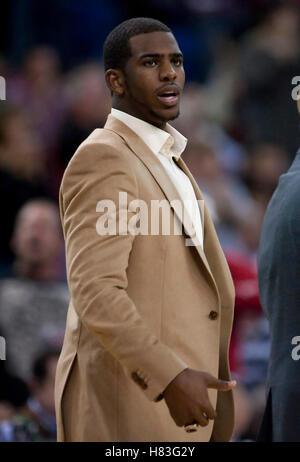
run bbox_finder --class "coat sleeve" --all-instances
[60,140,188,401]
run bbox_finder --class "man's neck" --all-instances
[111,104,167,130]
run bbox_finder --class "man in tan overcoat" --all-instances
[55,17,236,442]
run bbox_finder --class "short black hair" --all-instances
[103,17,171,72]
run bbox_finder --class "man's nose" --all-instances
[159,61,177,81]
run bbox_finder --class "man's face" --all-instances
[119,31,185,128]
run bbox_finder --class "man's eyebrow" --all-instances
[138,52,183,59]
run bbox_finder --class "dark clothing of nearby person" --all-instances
[257,149,300,442]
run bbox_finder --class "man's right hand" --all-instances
[163,368,236,427]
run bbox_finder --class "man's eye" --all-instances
[173,58,183,67]
[143,60,157,67]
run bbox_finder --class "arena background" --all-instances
[0,0,299,442]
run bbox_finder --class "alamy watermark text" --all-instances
[0,76,6,100]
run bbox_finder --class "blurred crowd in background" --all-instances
[0,0,299,442]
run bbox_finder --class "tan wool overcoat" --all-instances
[55,115,235,442]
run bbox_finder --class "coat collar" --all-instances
[110,108,187,161]
[103,114,217,286]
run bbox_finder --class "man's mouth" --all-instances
[156,85,180,107]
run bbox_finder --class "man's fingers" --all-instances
[170,411,184,427]
[200,401,217,420]
[197,413,210,427]
[217,380,236,391]
[205,374,237,391]
[187,413,209,428]
[174,413,212,429]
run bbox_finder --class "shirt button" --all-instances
[209,311,218,320]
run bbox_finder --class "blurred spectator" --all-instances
[242,143,289,209]
[204,36,240,128]
[0,349,59,442]
[0,403,14,424]
[226,252,262,375]
[10,199,65,281]
[174,83,247,178]
[224,217,270,441]
[6,46,68,198]
[237,3,300,158]
[232,382,254,441]
[8,0,123,69]
[7,46,67,153]
[0,199,68,381]
[229,203,265,259]
[0,103,48,277]
[235,318,270,440]
[0,327,29,421]
[183,140,256,249]
[225,244,269,441]
[57,62,110,169]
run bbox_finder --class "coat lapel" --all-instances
[103,115,216,285]
[175,157,205,228]
[175,156,234,302]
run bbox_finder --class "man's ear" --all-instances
[105,69,125,96]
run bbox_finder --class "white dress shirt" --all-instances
[111,108,203,248]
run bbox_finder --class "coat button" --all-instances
[209,310,218,320]
[131,371,148,390]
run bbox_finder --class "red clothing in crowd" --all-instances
[225,251,262,375]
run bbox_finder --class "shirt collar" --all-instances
[111,108,187,161]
